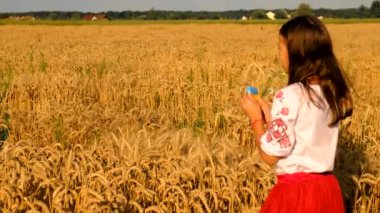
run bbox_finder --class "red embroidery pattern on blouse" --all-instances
[279,137,291,148]
[275,90,285,103]
[276,91,283,99]
[266,133,272,143]
[281,107,289,116]
[268,118,291,148]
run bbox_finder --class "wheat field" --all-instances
[0,23,379,212]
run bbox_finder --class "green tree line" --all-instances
[1,1,380,20]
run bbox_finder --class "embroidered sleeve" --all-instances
[260,87,300,157]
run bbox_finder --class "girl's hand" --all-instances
[258,98,271,123]
[240,95,272,123]
[241,95,279,166]
[240,95,264,121]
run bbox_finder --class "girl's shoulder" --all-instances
[274,83,303,102]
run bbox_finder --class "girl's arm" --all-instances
[251,119,280,166]
[240,95,280,166]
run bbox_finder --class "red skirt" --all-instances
[260,172,344,213]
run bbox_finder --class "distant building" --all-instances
[318,16,324,20]
[9,16,35,21]
[82,14,106,21]
[8,16,20,21]
[21,16,35,21]
[241,16,248,21]
[266,11,276,20]
[136,15,148,20]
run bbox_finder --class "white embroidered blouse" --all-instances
[260,83,339,175]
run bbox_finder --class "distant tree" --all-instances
[48,12,59,20]
[71,12,81,20]
[295,3,313,17]
[359,4,367,13]
[371,0,380,17]
[105,11,120,20]
[119,11,132,19]
[252,10,267,19]
[289,11,297,19]
[178,11,193,20]
[147,7,157,20]
[356,5,371,18]
[166,12,177,20]
[275,9,289,19]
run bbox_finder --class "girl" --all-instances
[240,15,353,212]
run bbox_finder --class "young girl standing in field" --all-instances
[240,15,353,212]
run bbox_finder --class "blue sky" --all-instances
[0,0,375,12]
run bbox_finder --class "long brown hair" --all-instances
[279,15,353,126]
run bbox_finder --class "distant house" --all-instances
[136,15,148,20]
[9,16,35,21]
[82,14,106,21]
[318,16,324,20]
[241,16,248,21]
[21,16,36,21]
[8,16,20,21]
[266,11,276,20]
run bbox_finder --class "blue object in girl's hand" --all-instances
[246,86,259,95]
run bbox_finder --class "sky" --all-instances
[0,0,375,13]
